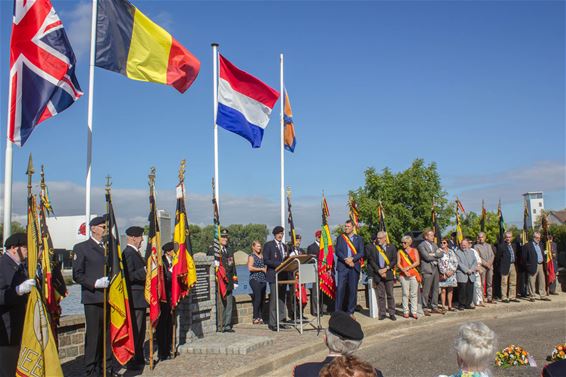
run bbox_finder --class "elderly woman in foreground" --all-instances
[439,321,497,377]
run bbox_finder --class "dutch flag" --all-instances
[217,54,280,148]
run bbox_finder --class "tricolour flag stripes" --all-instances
[217,54,280,148]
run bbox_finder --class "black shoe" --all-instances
[158,355,171,361]
[223,328,235,333]
[390,315,397,321]
[268,325,278,331]
[378,316,386,320]
[458,306,465,311]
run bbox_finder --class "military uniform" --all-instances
[72,217,113,377]
[209,230,238,332]
[156,243,173,360]
[0,234,29,377]
[122,228,148,367]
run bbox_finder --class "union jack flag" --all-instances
[8,0,82,147]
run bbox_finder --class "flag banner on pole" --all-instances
[318,195,335,299]
[106,192,135,366]
[95,0,200,93]
[144,179,166,328]
[8,0,82,146]
[497,200,505,242]
[171,183,197,309]
[456,199,466,214]
[541,214,556,285]
[432,207,442,246]
[287,192,297,248]
[455,200,463,244]
[377,203,390,244]
[521,203,529,245]
[480,200,487,233]
[283,89,296,152]
[348,196,359,234]
[39,169,67,332]
[212,183,228,299]
[216,54,280,148]
[16,189,63,377]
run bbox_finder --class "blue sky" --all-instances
[1,0,564,242]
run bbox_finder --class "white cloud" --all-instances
[61,1,92,60]
[0,181,346,244]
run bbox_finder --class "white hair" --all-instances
[325,329,362,356]
[454,322,497,372]
[401,235,412,244]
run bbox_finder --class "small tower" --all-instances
[523,192,544,229]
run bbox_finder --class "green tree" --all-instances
[350,159,452,247]
[186,223,269,254]
[0,221,26,243]
[458,211,505,244]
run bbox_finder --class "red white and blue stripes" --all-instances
[216,54,279,148]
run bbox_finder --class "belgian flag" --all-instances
[318,195,335,299]
[106,191,135,365]
[96,0,200,93]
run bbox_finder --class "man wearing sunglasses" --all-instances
[72,215,118,377]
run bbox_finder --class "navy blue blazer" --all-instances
[335,234,365,273]
[263,239,288,283]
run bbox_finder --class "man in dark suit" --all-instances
[306,230,321,316]
[156,242,174,360]
[495,231,520,303]
[366,231,397,320]
[263,226,288,331]
[523,231,551,302]
[0,233,35,377]
[334,220,365,316]
[209,228,238,332]
[122,226,148,369]
[72,215,117,377]
[293,311,383,377]
[417,228,444,315]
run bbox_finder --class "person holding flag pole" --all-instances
[144,168,166,369]
[15,155,63,377]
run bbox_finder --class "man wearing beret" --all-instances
[264,226,289,331]
[122,226,148,369]
[72,215,116,377]
[156,242,174,360]
[0,233,35,377]
[293,311,383,377]
[335,220,365,316]
[209,228,238,332]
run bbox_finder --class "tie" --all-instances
[99,242,104,249]
[278,242,284,258]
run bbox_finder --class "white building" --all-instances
[523,192,544,229]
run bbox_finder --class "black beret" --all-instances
[126,226,144,237]
[162,242,174,252]
[4,233,27,249]
[328,311,364,341]
[220,228,229,237]
[89,215,107,227]
[272,226,284,235]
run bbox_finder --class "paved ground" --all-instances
[62,293,566,377]
[274,305,565,377]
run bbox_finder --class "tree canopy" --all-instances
[350,159,453,246]
[188,223,268,254]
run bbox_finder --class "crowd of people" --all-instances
[0,215,562,377]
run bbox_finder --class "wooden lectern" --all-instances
[275,255,321,333]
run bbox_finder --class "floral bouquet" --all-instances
[495,345,531,368]
[546,343,566,362]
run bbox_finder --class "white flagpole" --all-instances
[85,0,98,237]
[3,131,13,244]
[280,53,285,241]
[212,43,219,209]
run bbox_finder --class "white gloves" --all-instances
[94,276,110,288]
[16,279,36,296]
[214,260,220,267]
[233,283,239,289]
